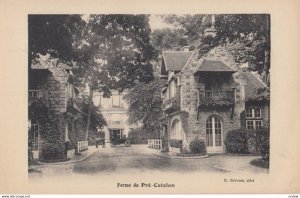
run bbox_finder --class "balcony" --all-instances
[198,90,235,107]
[162,97,180,113]
[28,90,48,106]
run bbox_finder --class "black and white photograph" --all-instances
[27,14,270,179]
[2,0,300,194]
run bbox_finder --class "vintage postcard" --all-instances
[0,0,299,194]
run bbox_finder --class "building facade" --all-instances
[160,46,270,154]
[28,58,83,159]
[93,90,138,144]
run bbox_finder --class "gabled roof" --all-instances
[240,72,269,101]
[162,51,193,71]
[195,59,236,73]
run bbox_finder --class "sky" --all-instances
[149,15,173,31]
[81,14,173,31]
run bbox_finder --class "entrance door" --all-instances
[206,116,223,153]
[109,129,123,140]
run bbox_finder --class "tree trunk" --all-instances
[73,117,80,155]
[85,86,93,141]
[262,49,270,86]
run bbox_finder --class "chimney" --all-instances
[204,14,217,37]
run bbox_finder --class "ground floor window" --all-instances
[246,120,263,130]
[31,120,39,151]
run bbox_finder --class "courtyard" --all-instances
[29,145,268,180]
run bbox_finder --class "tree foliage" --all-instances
[73,14,157,96]
[29,14,157,95]
[163,14,208,42]
[29,15,158,140]
[151,28,187,51]
[124,78,165,130]
[151,15,207,51]
[199,14,270,76]
[162,14,270,85]
[28,15,83,65]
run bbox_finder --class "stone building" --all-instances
[160,46,270,154]
[28,57,83,159]
[93,90,138,145]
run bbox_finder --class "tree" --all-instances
[151,15,208,52]
[29,14,158,140]
[198,15,270,85]
[163,14,208,43]
[163,14,270,86]
[123,78,165,137]
[151,28,185,51]
[28,14,84,65]
[72,15,157,140]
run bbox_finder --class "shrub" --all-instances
[256,128,270,161]
[128,128,156,144]
[189,137,207,155]
[225,129,248,154]
[64,140,74,151]
[169,139,182,148]
[41,142,65,161]
[246,129,260,154]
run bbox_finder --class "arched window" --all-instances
[171,119,180,139]
[171,119,185,140]
[206,116,223,153]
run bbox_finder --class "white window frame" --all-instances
[31,121,40,151]
[245,108,262,119]
[246,120,263,130]
[112,94,120,107]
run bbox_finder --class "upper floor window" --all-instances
[245,108,261,118]
[112,94,120,107]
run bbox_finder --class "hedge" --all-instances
[128,128,157,144]
[41,142,65,161]
[225,129,249,154]
[225,128,270,160]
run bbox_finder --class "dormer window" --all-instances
[169,80,177,98]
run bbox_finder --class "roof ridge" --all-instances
[178,50,198,74]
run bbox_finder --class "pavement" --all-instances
[31,144,204,166]
[28,144,268,178]
[37,145,99,165]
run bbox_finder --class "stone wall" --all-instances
[39,68,69,114]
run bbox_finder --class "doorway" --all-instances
[206,116,223,153]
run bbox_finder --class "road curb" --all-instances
[152,152,209,159]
